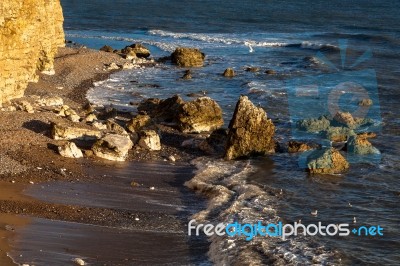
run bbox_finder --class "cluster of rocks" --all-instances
[294,111,379,174]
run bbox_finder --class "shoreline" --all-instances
[0,46,210,265]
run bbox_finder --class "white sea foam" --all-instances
[186,157,340,265]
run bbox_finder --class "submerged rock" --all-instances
[347,135,380,155]
[223,68,235,77]
[287,141,317,153]
[306,148,349,174]
[171,47,205,67]
[138,130,161,151]
[58,142,83,158]
[177,97,224,133]
[181,69,192,80]
[51,123,102,140]
[333,111,356,128]
[298,116,330,132]
[92,134,133,161]
[225,96,275,160]
[325,126,355,142]
[359,98,373,106]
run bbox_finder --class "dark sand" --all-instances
[0,47,209,265]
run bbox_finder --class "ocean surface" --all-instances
[61,0,400,265]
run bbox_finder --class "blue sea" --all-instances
[61,1,400,265]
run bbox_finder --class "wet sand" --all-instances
[0,47,210,265]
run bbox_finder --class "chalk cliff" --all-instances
[0,0,65,104]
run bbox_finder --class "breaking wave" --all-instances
[186,158,341,265]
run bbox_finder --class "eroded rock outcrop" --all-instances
[225,96,275,160]
[0,0,65,104]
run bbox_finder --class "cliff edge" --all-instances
[0,0,65,104]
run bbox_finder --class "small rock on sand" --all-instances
[138,130,161,151]
[73,258,86,265]
[58,142,83,158]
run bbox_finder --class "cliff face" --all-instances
[0,0,65,104]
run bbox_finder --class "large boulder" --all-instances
[177,97,224,133]
[171,47,205,67]
[51,123,102,140]
[92,134,133,161]
[0,0,64,104]
[306,148,349,174]
[225,96,275,160]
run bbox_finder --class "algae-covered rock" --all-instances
[347,135,380,155]
[297,116,330,132]
[306,148,349,174]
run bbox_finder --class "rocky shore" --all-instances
[0,43,382,264]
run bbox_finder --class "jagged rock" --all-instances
[287,141,317,153]
[51,123,102,140]
[223,68,235,77]
[36,96,64,107]
[58,142,83,158]
[138,95,184,123]
[306,148,349,174]
[99,45,114,53]
[138,130,161,151]
[126,114,152,133]
[58,105,80,122]
[333,111,356,128]
[298,116,330,132]
[171,47,205,67]
[225,96,275,160]
[347,135,380,155]
[122,43,150,58]
[0,0,64,104]
[92,134,133,161]
[359,99,373,106]
[177,97,224,133]
[14,100,34,113]
[325,127,355,142]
